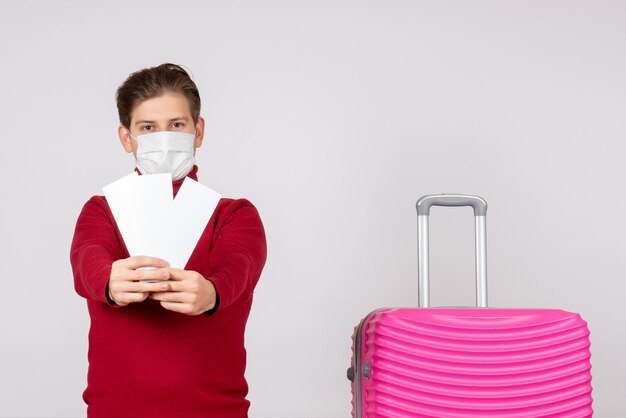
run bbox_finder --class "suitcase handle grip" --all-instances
[416,194,488,308]
[416,194,487,216]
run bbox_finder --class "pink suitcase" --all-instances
[348,194,593,417]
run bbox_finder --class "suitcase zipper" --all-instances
[353,310,383,418]
[354,316,366,418]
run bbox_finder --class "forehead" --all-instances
[130,92,192,123]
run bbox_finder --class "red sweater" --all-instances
[70,166,267,418]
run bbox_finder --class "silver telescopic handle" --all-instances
[416,194,488,308]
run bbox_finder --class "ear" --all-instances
[118,124,134,153]
[194,117,205,149]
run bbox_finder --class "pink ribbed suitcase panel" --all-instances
[350,308,593,418]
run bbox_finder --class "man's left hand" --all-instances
[149,268,217,315]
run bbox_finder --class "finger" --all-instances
[163,280,189,292]
[150,291,192,303]
[166,280,205,295]
[159,301,185,312]
[116,291,150,305]
[132,281,171,293]
[112,278,169,293]
[160,301,198,315]
[163,268,191,281]
[119,256,169,270]
[131,268,170,282]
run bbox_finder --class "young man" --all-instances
[70,63,267,418]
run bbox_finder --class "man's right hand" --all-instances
[108,256,171,306]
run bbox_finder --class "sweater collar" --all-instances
[133,164,199,197]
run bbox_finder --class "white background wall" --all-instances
[1,1,624,416]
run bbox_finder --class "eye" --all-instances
[171,122,185,129]
[141,125,153,131]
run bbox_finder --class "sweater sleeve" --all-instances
[70,196,124,305]
[206,200,267,312]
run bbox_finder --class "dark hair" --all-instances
[116,63,201,129]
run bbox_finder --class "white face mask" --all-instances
[130,131,196,181]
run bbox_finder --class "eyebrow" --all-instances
[134,116,190,126]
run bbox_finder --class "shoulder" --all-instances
[215,197,261,216]
[212,197,264,225]
[82,194,109,210]
[216,197,258,212]
[86,194,107,205]
[77,195,113,219]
